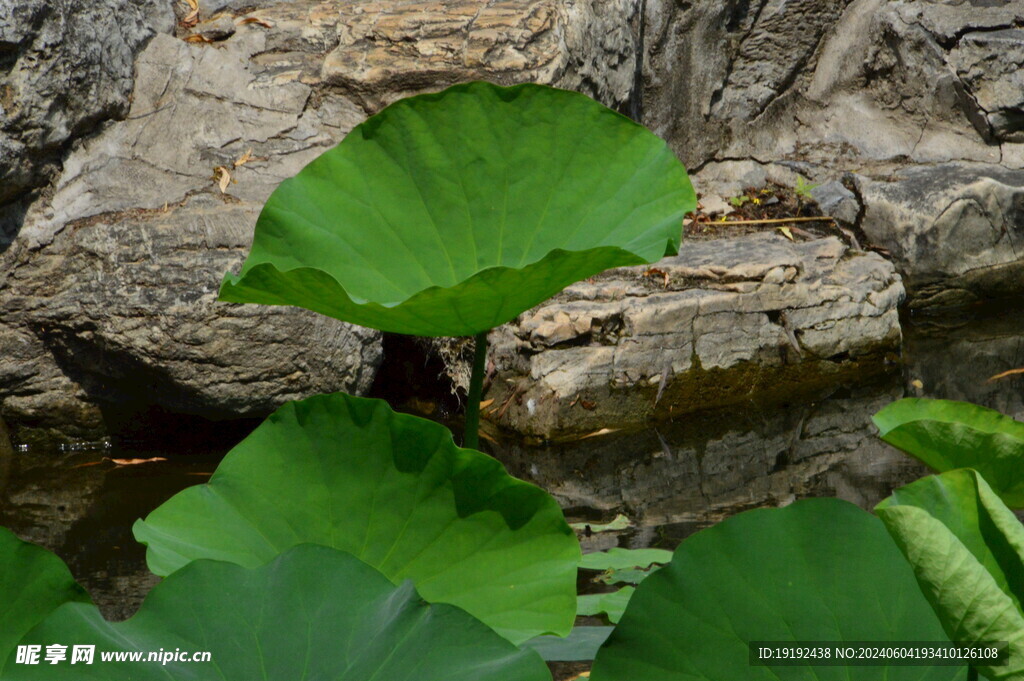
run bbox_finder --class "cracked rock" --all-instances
[0,0,649,439]
[857,163,1024,308]
[482,233,903,439]
[0,0,174,244]
[951,29,1024,143]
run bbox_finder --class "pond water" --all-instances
[1,303,1022,621]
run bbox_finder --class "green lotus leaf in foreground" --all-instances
[4,545,551,681]
[0,528,91,664]
[133,393,580,644]
[876,469,1024,680]
[220,81,696,337]
[589,498,958,681]
[874,398,1024,507]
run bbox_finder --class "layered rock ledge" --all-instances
[483,233,903,439]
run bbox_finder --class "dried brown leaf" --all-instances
[183,33,211,43]
[239,16,274,28]
[182,0,200,27]
[111,457,168,466]
[577,428,618,440]
[214,166,231,193]
[988,367,1024,382]
[233,148,254,168]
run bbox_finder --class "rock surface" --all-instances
[0,0,174,243]
[0,0,646,438]
[483,233,903,438]
[640,0,1024,305]
[857,163,1024,308]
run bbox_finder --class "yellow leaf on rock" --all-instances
[182,0,199,27]
[778,226,794,241]
[214,166,231,193]
[239,16,274,28]
[233,148,254,168]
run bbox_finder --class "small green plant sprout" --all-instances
[220,81,695,448]
[793,175,820,200]
[729,194,751,208]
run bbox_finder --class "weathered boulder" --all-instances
[639,0,1024,305]
[0,0,646,439]
[0,0,174,243]
[951,29,1024,144]
[483,233,903,439]
[857,163,1024,308]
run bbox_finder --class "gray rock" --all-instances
[951,29,1024,143]
[0,25,378,438]
[811,181,860,227]
[1,0,649,438]
[0,0,174,241]
[482,233,903,439]
[857,163,1024,308]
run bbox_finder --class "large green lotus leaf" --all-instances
[220,81,696,337]
[0,528,91,664]
[876,469,1024,680]
[133,393,580,644]
[589,498,957,681]
[874,398,1024,507]
[4,545,551,681]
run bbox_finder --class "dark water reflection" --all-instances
[1,304,1023,618]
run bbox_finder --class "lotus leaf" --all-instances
[220,81,695,337]
[876,469,1024,680]
[589,498,957,681]
[133,393,580,644]
[524,626,615,662]
[4,545,551,681]
[577,587,635,624]
[874,398,1024,507]
[0,528,91,664]
[579,547,672,571]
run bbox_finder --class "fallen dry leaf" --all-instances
[182,0,199,27]
[214,166,231,193]
[111,457,169,466]
[183,34,212,43]
[778,226,795,241]
[988,367,1024,382]
[478,398,495,410]
[911,379,924,389]
[233,148,254,168]
[577,427,619,440]
[239,16,274,28]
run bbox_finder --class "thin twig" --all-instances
[712,216,836,225]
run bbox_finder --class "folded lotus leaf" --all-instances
[876,469,1024,680]
[134,393,580,644]
[220,81,695,337]
[874,398,1024,507]
[5,545,551,681]
[589,498,957,681]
